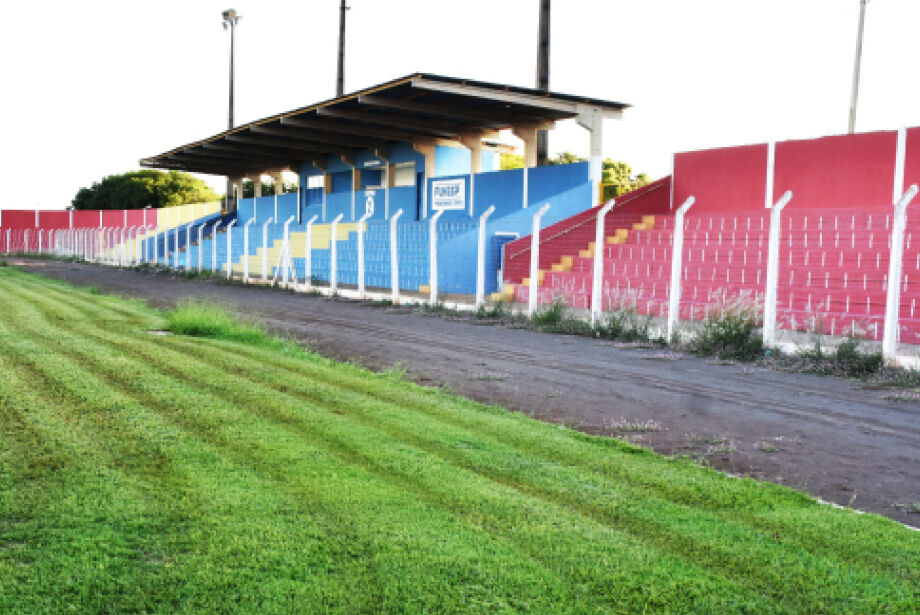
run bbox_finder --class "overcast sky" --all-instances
[2,0,918,210]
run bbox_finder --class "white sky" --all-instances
[2,0,918,210]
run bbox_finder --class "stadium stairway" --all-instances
[501,186,920,345]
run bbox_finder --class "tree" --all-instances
[500,153,525,170]
[601,160,651,201]
[549,151,586,165]
[71,170,220,210]
[241,179,299,198]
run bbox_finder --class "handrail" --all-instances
[505,180,667,261]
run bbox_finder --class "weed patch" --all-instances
[688,295,764,360]
[165,299,277,347]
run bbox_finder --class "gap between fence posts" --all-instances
[305,215,318,289]
[882,184,920,361]
[357,211,372,298]
[242,218,255,282]
[475,205,496,308]
[527,203,552,317]
[183,225,192,271]
[428,209,446,305]
[667,196,696,343]
[330,213,344,292]
[390,209,403,303]
[590,199,617,325]
[762,190,794,348]
[260,217,273,282]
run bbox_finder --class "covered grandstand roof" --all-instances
[139,73,630,176]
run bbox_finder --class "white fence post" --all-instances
[211,220,222,273]
[173,226,180,269]
[261,217,273,282]
[225,219,237,279]
[762,190,794,348]
[37,229,42,255]
[304,215,318,288]
[357,211,372,298]
[527,203,552,317]
[666,196,696,343]
[390,209,403,303]
[882,184,919,361]
[242,218,256,283]
[475,205,496,307]
[281,216,295,288]
[197,224,204,272]
[428,209,447,304]
[590,199,617,325]
[330,213,344,292]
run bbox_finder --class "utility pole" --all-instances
[535,0,550,165]
[848,0,868,134]
[222,9,241,211]
[337,0,349,97]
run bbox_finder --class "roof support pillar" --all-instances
[577,106,604,202]
[459,135,484,174]
[512,126,538,168]
[270,171,285,195]
[253,175,263,198]
[413,141,436,218]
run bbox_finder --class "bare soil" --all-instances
[11,258,920,527]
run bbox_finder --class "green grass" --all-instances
[0,267,918,614]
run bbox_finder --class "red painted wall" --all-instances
[902,127,920,196]
[73,211,102,228]
[1,210,38,228]
[673,143,768,213]
[101,210,127,228]
[37,211,70,229]
[773,131,896,209]
[126,210,148,227]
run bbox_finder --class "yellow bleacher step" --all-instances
[521,270,546,286]
[419,284,430,293]
[578,242,595,258]
[606,228,629,244]
[550,255,573,272]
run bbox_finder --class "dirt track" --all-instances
[11,258,920,527]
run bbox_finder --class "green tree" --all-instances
[549,151,586,165]
[500,153,525,170]
[241,179,299,198]
[71,170,220,210]
[601,159,651,201]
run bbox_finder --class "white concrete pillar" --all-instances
[512,126,538,169]
[577,107,604,202]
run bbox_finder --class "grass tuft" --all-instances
[165,299,275,347]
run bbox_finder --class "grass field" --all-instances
[0,266,918,614]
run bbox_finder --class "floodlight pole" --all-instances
[848,0,867,134]
[337,0,349,97]
[222,9,241,211]
[535,0,550,165]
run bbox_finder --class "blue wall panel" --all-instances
[435,145,471,177]
[472,168,524,218]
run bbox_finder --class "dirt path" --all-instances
[11,258,920,526]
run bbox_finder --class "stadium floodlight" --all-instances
[222,9,241,211]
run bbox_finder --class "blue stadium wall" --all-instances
[229,152,591,295]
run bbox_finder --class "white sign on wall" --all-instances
[431,178,465,211]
